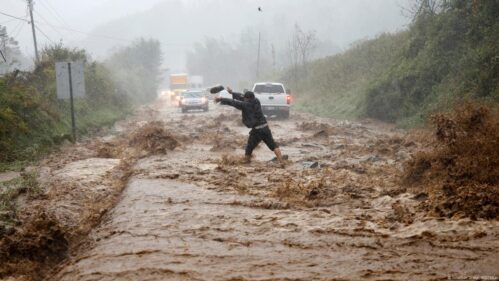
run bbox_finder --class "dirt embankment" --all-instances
[0,106,181,280]
[0,143,132,280]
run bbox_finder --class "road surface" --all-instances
[49,98,499,281]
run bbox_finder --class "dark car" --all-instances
[179,90,209,113]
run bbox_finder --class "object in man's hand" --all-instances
[210,85,225,94]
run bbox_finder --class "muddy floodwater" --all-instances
[49,98,499,280]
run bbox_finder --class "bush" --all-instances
[0,45,131,163]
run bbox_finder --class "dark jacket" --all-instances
[220,92,267,128]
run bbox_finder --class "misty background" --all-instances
[2,0,411,84]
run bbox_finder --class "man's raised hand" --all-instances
[226,86,233,94]
[214,97,222,103]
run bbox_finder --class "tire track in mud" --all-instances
[49,99,499,281]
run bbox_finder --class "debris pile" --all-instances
[298,121,332,132]
[94,139,126,158]
[129,121,180,155]
[217,154,247,166]
[404,103,499,219]
[210,133,245,152]
[0,211,67,278]
[274,168,339,207]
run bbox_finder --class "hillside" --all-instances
[285,0,498,126]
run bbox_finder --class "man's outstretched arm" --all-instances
[227,87,244,101]
[215,97,244,110]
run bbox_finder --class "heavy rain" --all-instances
[0,1,498,280]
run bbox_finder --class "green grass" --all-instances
[0,45,134,168]
[293,87,367,120]
[0,171,40,234]
[0,105,131,172]
[0,161,30,173]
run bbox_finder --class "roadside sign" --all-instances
[55,61,85,142]
[56,61,85,99]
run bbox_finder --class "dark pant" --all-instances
[245,126,278,156]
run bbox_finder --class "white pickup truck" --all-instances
[252,82,291,119]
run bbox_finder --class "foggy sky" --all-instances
[1,0,412,71]
[1,0,164,58]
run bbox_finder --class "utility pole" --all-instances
[0,31,6,63]
[0,50,6,63]
[27,0,39,62]
[256,32,261,78]
[256,7,263,79]
[271,44,276,71]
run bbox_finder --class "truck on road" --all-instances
[252,82,291,119]
[169,73,189,100]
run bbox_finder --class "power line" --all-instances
[35,21,132,43]
[11,21,26,39]
[7,19,24,39]
[38,0,70,29]
[0,49,6,62]
[34,25,55,44]
[2,7,185,48]
[0,11,29,23]
[35,20,188,47]
[34,9,66,41]
[7,20,23,37]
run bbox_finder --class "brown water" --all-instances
[49,98,499,281]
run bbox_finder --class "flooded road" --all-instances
[50,98,499,280]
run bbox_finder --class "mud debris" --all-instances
[0,211,68,279]
[49,103,499,280]
[2,101,499,281]
[404,103,499,219]
[298,121,333,132]
[129,121,180,155]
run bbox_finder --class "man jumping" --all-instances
[214,87,285,167]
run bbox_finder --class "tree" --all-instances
[402,0,445,21]
[105,38,162,104]
[287,24,317,85]
[0,25,28,75]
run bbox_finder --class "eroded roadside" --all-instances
[47,98,498,281]
[0,104,164,280]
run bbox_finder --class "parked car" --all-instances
[179,90,209,113]
[252,82,291,118]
